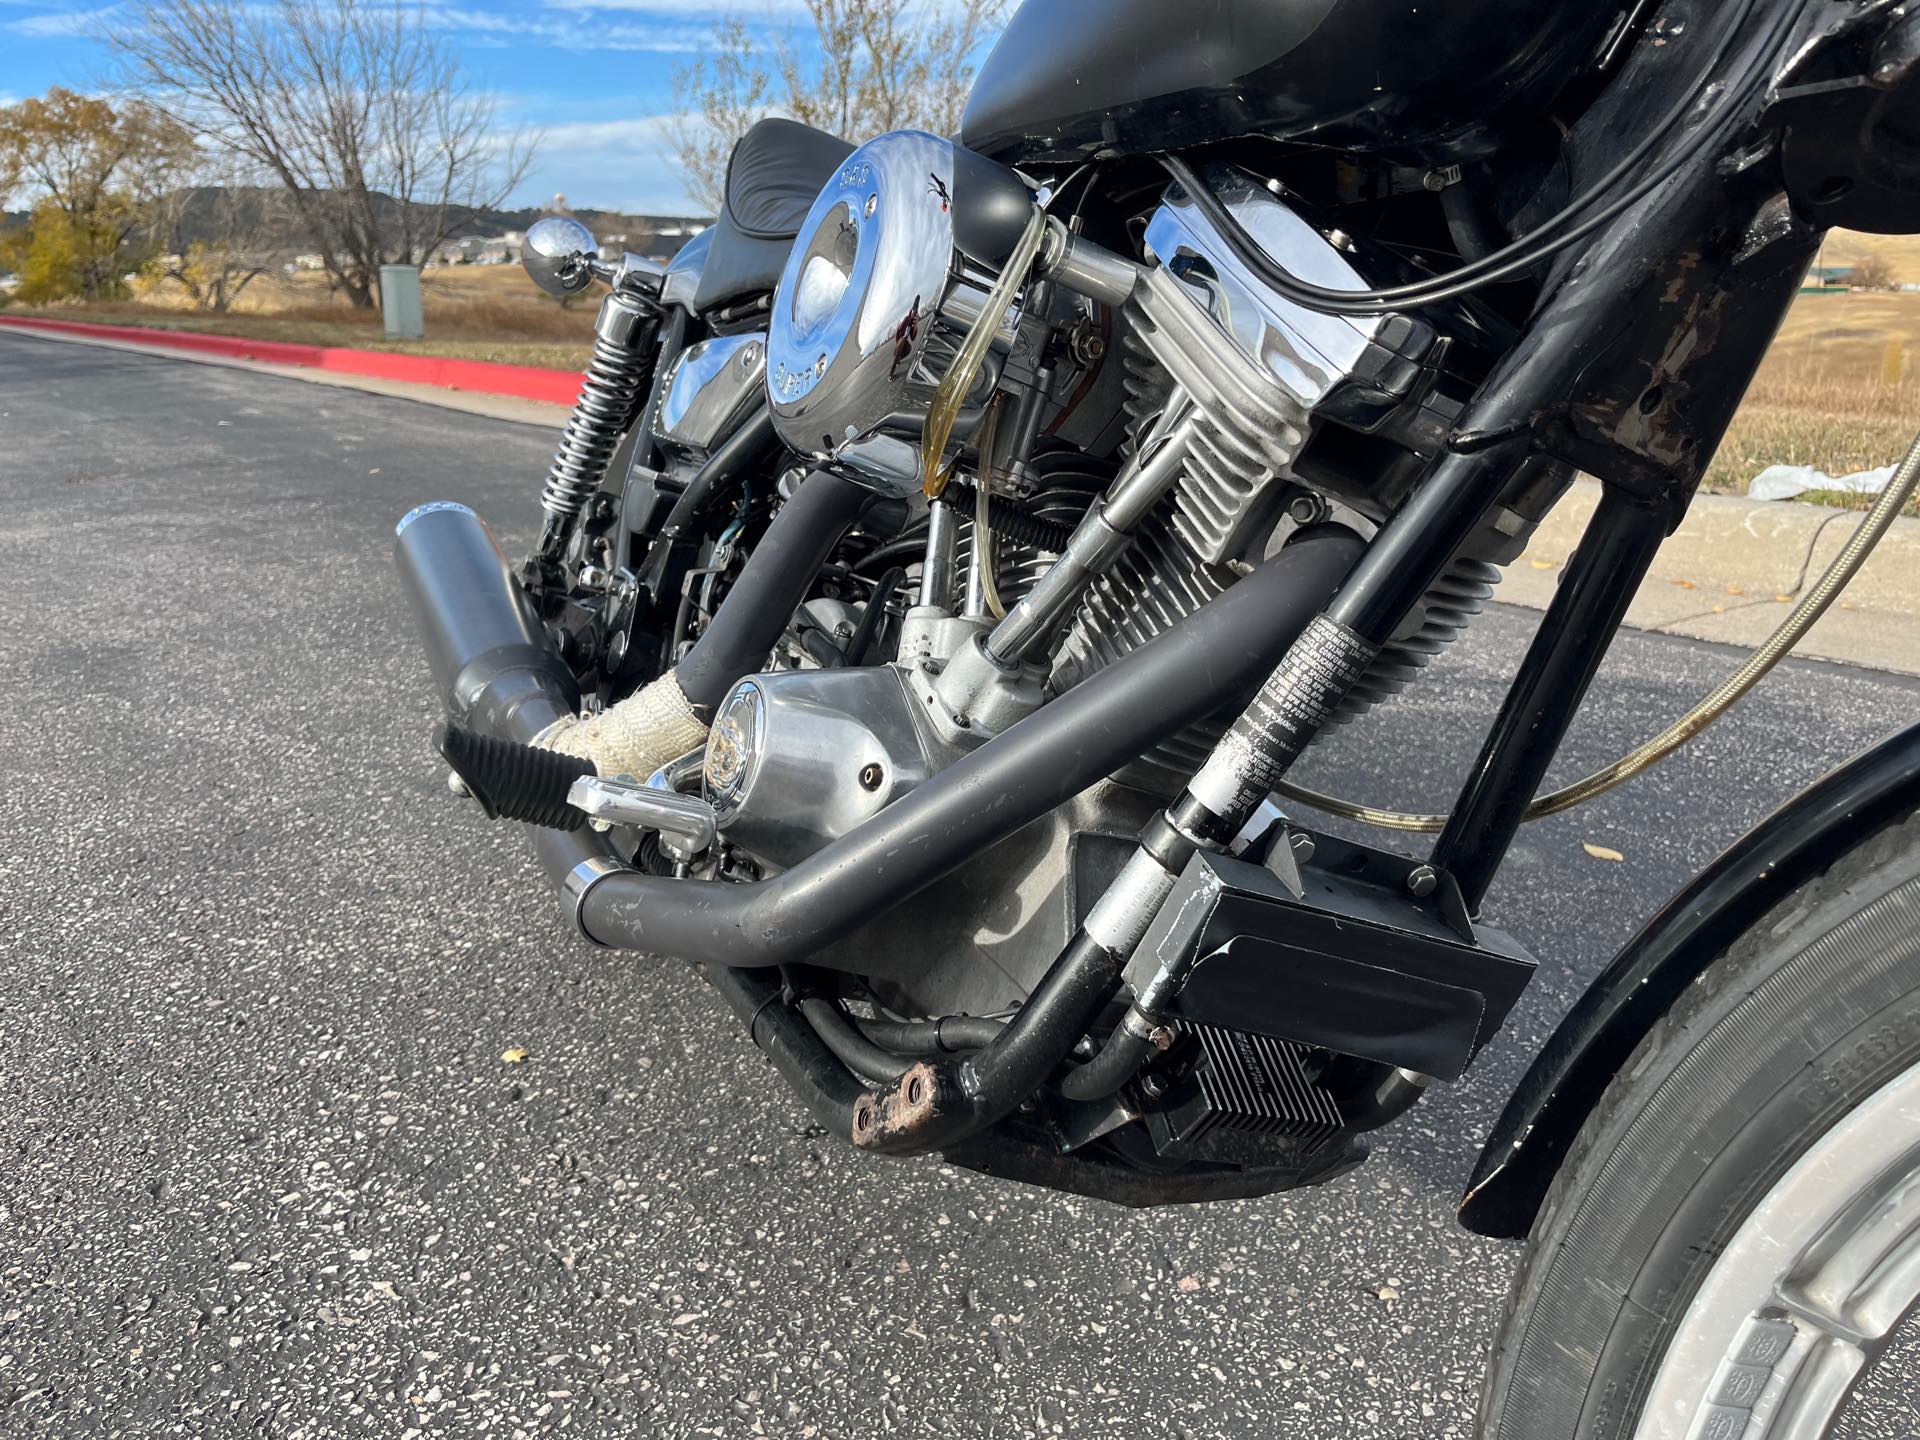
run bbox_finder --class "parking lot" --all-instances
[4,330,1915,1437]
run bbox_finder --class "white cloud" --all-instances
[506,113,708,214]
[541,0,805,12]
[423,5,715,51]
[8,4,118,38]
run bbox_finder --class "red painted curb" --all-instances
[0,313,583,406]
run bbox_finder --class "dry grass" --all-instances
[1705,266,1920,509]
[8,236,1920,501]
[8,263,599,369]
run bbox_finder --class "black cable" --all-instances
[1056,1022,1157,1103]
[842,566,904,666]
[856,1013,1008,1054]
[795,996,912,1083]
[1156,0,1789,314]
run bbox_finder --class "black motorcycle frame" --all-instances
[456,0,1920,1217]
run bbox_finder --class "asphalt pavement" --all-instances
[3,331,1916,1439]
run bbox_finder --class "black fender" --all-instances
[1458,720,1920,1239]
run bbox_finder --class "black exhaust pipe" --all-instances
[396,501,1361,971]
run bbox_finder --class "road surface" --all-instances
[3,331,1915,1437]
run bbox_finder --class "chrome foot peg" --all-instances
[567,774,716,856]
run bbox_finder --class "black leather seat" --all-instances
[694,118,855,313]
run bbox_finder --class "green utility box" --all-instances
[380,265,424,340]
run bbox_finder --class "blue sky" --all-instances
[0,0,839,215]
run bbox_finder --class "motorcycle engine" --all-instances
[697,134,1548,1011]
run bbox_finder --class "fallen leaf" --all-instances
[1177,1275,1201,1293]
[1774,593,1794,603]
[1669,577,1697,590]
[1712,605,1725,614]
[1529,558,1557,570]
[501,1046,529,1064]
[1582,842,1625,863]
[1376,1285,1401,1303]
[1726,584,1745,596]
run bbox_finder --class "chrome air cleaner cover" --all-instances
[766,130,1007,495]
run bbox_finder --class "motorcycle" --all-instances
[394,2,1920,1432]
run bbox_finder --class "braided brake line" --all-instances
[1276,427,1920,833]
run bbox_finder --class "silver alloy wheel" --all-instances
[1634,1055,1920,1439]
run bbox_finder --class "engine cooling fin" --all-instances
[1329,554,1502,725]
[1050,497,1235,793]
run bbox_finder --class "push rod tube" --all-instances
[983,420,1194,665]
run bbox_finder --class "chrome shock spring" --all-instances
[536,288,659,559]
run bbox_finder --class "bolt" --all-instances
[1407,864,1438,898]
[858,762,885,792]
[1139,1073,1168,1100]
[906,1074,926,1106]
[446,770,471,799]
[864,192,879,218]
[1288,831,1317,865]
[1326,227,1356,252]
[1288,492,1330,526]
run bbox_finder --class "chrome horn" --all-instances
[521,215,664,298]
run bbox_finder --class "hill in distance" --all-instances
[2,186,710,251]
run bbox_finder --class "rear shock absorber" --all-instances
[536,287,661,560]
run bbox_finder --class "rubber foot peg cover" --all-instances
[434,720,595,830]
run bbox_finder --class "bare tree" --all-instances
[1852,252,1900,291]
[145,164,294,312]
[113,0,536,309]
[671,0,1006,213]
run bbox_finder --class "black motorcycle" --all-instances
[395,2,1920,1432]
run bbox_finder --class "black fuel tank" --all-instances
[961,0,1623,167]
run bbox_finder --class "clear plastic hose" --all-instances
[1277,427,1920,832]
[920,207,1048,500]
[973,397,1007,621]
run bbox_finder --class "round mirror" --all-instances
[521,215,598,297]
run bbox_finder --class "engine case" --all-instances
[704,665,956,871]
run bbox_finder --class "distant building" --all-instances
[1811,264,1859,285]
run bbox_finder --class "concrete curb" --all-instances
[0,313,583,406]
[1500,478,1920,676]
[0,316,571,427]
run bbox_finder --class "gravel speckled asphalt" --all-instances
[4,332,1917,1439]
